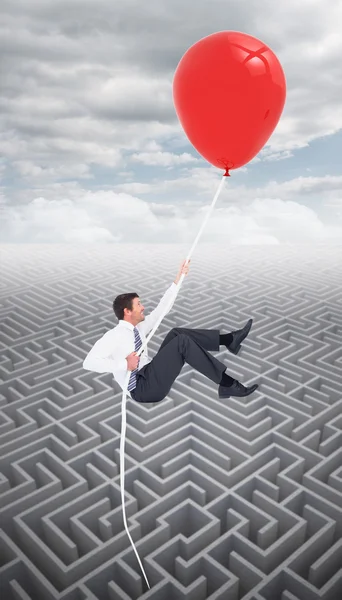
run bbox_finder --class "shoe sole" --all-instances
[228,344,242,355]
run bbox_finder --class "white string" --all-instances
[119,173,227,591]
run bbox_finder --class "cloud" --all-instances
[113,169,342,209]
[131,151,200,167]
[113,182,155,195]
[1,185,341,245]
[87,76,175,123]
[194,198,342,244]
[0,192,152,243]
[12,160,92,180]
[1,0,342,195]
[0,0,341,246]
[261,175,342,196]
[260,149,294,162]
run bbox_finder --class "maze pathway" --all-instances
[0,243,341,599]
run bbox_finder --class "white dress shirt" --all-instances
[82,282,180,398]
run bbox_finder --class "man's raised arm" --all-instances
[142,259,190,336]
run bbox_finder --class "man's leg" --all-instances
[157,327,220,353]
[134,332,228,403]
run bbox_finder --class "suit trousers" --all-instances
[131,327,230,403]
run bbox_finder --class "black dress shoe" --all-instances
[218,380,258,399]
[227,318,253,355]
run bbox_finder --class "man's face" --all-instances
[125,296,145,324]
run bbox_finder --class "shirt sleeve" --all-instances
[83,332,126,373]
[141,282,179,336]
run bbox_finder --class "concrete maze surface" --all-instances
[0,243,341,600]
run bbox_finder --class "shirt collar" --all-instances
[118,320,136,331]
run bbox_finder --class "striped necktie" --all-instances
[127,326,143,392]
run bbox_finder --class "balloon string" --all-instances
[120,172,228,591]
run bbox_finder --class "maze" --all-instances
[0,242,341,599]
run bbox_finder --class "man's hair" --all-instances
[113,292,139,321]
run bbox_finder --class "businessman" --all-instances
[83,259,259,403]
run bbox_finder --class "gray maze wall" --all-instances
[0,243,341,600]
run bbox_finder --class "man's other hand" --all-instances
[126,351,140,371]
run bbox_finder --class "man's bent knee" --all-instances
[177,332,189,347]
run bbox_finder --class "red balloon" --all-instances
[172,31,286,173]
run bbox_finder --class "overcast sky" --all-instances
[0,0,342,245]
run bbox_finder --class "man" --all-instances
[83,259,258,403]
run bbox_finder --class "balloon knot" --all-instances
[224,168,231,177]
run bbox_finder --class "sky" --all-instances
[0,0,342,245]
